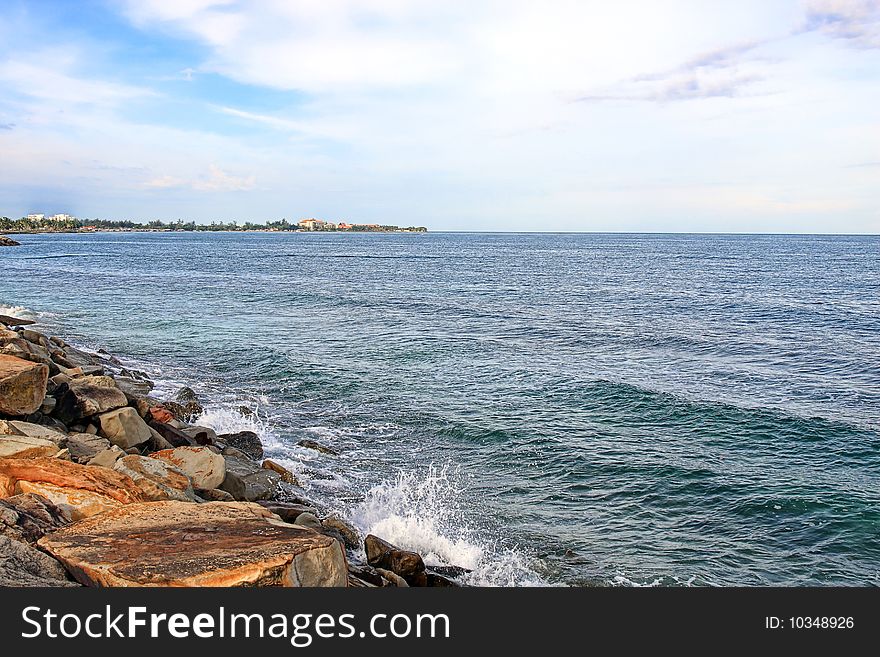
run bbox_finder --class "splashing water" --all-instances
[350,466,548,586]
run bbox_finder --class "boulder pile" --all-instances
[0,314,469,588]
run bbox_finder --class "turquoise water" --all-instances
[2,231,878,585]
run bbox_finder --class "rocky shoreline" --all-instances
[0,311,464,587]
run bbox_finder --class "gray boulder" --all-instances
[220,455,282,502]
[54,376,127,423]
[218,430,263,460]
[0,535,80,587]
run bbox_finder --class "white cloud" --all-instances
[801,0,880,47]
[146,165,255,191]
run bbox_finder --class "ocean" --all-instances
[1,231,878,586]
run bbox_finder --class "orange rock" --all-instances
[148,406,174,424]
[39,501,349,587]
[0,458,148,521]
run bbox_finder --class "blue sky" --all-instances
[0,0,878,232]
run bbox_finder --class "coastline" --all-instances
[0,309,466,588]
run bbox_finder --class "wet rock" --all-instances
[66,433,111,463]
[86,446,125,468]
[0,535,80,587]
[0,434,60,459]
[365,534,428,587]
[322,515,361,551]
[113,455,197,502]
[218,430,263,460]
[163,395,203,423]
[347,564,389,587]
[96,406,151,449]
[0,354,49,416]
[262,458,298,485]
[54,375,127,423]
[180,425,217,445]
[0,493,70,543]
[238,405,255,418]
[375,568,409,587]
[220,455,282,502]
[293,512,323,530]
[40,396,56,415]
[297,439,338,455]
[150,446,226,490]
[0,313,32,325]
[256,501,318,523]
[0,457,146,520]
[146,404,174,423]
[39,501,349,587]
[427,564,472,578]
[113,375,154,402]
[426,572,461,587]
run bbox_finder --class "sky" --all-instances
[0,0,878,232]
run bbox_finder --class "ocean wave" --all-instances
[349,466,548,586]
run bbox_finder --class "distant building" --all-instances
[298,218,327,231]
[337,222,353,230]
[26,213,45,222]
[49,213,75,222]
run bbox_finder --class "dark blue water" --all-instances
[2,231,878,585]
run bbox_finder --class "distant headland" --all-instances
[0,213,427,234]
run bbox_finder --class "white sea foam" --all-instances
[349,466,548,587]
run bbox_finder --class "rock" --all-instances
[66,433,111,463]
[113,375,154,402]
[374,568,409,587]
[57,344,99,369]
[54,376,127,423]
[0,354,48,416]
[196,487,235,502]
[0,236,21,247]
[297,439,338,455]
[39,501,349,587]
[293,512,323,530]
[95,406,151,449]
[147,419,196,447]
[0,493,70,543]
[218,431,263,460]
[427,564,472,578]
[180,425,217,445]
[364,534,428,587]
[256,501,318,523]
[220,455,281,502]
[0,434,60,459]
[426,572,461,587]
[175,386,199,403]
[146,426,174,452]
[0,535,80,587]
[221,446,253,460]
[163,398,202,424]
[322,515,361,550]
[84,423,98,434]
[0,313,32,325]
[347,564,388,587]
[113,455,197,502]
[150,446,226,490]
[238,405,255,418]
[86,446,125,468]
[0,457,146,520]
[0,420,66,446]
[147,405,174,423]
[40,396,56,414]
[262,458,299,485]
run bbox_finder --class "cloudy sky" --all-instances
[0,0,878,232]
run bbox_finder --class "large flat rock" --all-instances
[39,501,349,587]
[0,354,48,416]
[0,458,148,521]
